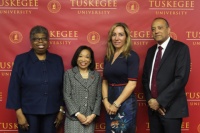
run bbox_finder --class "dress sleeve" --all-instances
[58,56,64,106]
[127,51,140,81]
[6,55,22,109]
[63,70,79,116]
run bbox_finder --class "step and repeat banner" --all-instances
[0,0,200,133]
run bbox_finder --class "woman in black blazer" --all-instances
[6,26,64,133]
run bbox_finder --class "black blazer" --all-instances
[6,49,64,114]
[142,38,190,118]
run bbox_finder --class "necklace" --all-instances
[80,72,89,79]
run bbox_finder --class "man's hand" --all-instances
[148,98,159,110]
[157,107,166,115]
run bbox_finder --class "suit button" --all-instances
[85,97,87,99]
[85,104,87,106]
[44,80,48,84]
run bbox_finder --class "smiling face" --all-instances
[31,33,49,55]
[77,49,91,70]
[151,18,170,45]
[111,26,127,50]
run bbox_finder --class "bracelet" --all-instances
[102,97,108,101]
[75,112,80,117]
[59,108,65,114]
[113,102,121,108]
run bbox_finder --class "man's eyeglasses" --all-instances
[32,37,47,42]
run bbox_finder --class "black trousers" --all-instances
[18,113,57,133]
[149,111,182,133]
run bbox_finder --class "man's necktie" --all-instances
[151,46,162,98]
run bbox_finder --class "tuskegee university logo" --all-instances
[69,0,117,15]
[87,31,100,44]
[149,0,195,15]
[9,31,23,44]
[47,0,61,13]
[126,1,140,14]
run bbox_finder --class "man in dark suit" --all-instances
[142,17,190,133]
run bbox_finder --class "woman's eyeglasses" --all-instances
[32,37,47,42]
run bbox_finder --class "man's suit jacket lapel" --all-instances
[159,38,174,71]
[148,45,157,78]
[147,38,174,79]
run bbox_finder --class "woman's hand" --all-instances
[82,114,96,126]
[103,100,112,114]
[76,113,87,123]
[103,100,118,115]
[54,111,64,128]
[108,104,118,115]
[16,109,29,130]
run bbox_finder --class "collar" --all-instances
[29,49,51,63]
[72,66,94,75]
[72,66,96,89]
[157,37,170,50]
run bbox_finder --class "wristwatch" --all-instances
[59,108,65,114]
[75,112,80,117]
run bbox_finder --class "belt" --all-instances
[109,83,127,86]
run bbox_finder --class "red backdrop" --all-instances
[0,0,200,132]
